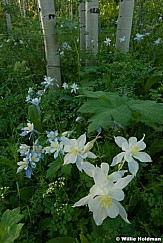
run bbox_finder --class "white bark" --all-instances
[4,0,12,31]
[115,0,134,52]
[23,0,26,17]
[85,0,99,56]
[78,0,86,52]
[37,0,61,86]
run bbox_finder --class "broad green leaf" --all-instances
[0,208,24,243]
[144,76,161,93]
[46,237,75,243]
[78,95,132,132]
[46,159,63,180]
[129,100,163,128]
[28,105,43,132]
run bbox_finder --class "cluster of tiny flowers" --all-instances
[0,187,9,199]
[17,139,44,178]
[62,82,79,94]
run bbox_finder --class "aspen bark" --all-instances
[78,0,86,52]
[37,0,61,86]
[85,0,99,56]
[115,0,134,52]
[4,0,12,31]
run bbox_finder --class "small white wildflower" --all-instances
[119,36,126,42]
[62,82,69,89]
[70,83,79,93]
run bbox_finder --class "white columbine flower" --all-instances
[62,134,96,171]
[134,33,145,41]
[41,76,54,89]
[44,140,63,159]
[62,82,69,89]
[70,83,79,93]
[111,135,152,176]
[118,36,126,42]
[18,144,30,156]
[104,38,111,46]
[31,97,41,106]
[154,38,161,45]
[73,165,133,226]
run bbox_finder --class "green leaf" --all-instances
[46,159,63,180]
[28,105,43,132]
[0,208,24,243]
[144,75,161,93]
[130,100,163,128]
[78,94,132,132]
[46,237,75,243]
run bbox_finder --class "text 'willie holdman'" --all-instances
[120,236,162,241]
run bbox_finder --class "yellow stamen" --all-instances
[131,146,140,156]
[100,195,113,208]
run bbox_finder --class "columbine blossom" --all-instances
[33,140,44,159]
[46,130,59,142]
[118,36,126,42]
[104,38,111,46]
[70,83,79,94]
[73,164,133,225]
[18,144,30,156]
[62,133,96,171]
[111,135,152,176]
[62,82,69,89]
[62,42,72,50]
[41,76,54,89]
[31,97,41,106]
[20,121,38,138]
[17,140,44,178]
[154,38,162,45]
[17,157,33,178]
[44,140,64,159]
[134,33,145,41]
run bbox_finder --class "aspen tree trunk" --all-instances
[22,0,26,17]
[85,0,99,56]
[37,0,61,86]
[4,0,12,31]
[115,0,134,52]
[78,0,86,52]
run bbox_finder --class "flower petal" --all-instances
[78,133,86,150]
[108,170,127,182]
[128,137,137,149]
[128,160,139,176]
[64,153,77,164]
[106,202,119,218]
[113,200,130,224]
[114,175,134,189]
[133,152,152,162]
[111,152,125,166]
[81,162,95,177]
[110,189,124,201]
[86,151,97,159]
[73,195,92,207]
[114,136,127,148]
[101,163,110,175]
